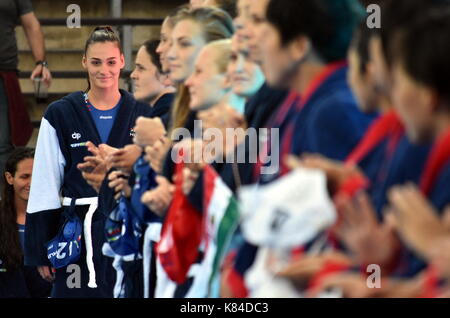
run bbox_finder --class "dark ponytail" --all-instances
[143,39,164,75]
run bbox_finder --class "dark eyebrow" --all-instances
[89,57,117,61]
[135,63,144,68]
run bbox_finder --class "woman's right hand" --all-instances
[37,265,55,283]
[77,155,107,193]
[144,136,171,173]
[134,117,166,147]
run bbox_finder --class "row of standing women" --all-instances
[2,0,450,298]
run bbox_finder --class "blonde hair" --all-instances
[205,39,232,74]
[169,7,234,134]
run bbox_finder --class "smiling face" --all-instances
[156,17,174,73]
[5,158,33,203]
[185,46,229,110]
[130,46,165,102]
[167,19,207,84]
[82,41,124,90]
[228,36,265,99]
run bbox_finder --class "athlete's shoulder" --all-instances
[44,91,84,119]
[134,101,154,117]
[118,89,135,105]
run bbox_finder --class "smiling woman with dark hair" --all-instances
[24,26,154,298]
[0,147,52,298]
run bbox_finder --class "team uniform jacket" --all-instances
[24,89,153,297]
[230,62,376,297]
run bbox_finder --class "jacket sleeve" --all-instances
[24,117,66,266]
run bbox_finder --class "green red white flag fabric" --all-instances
[191,165,240,297]
[155,164,240,298]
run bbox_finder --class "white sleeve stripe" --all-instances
[27,118,66,214]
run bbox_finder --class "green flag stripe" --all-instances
[208,196,240,295]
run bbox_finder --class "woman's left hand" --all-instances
[107,144,142,173]
[386,184,448,260]
[141,176,175,217]
[108,170,132,200]
[334,192,398,267]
